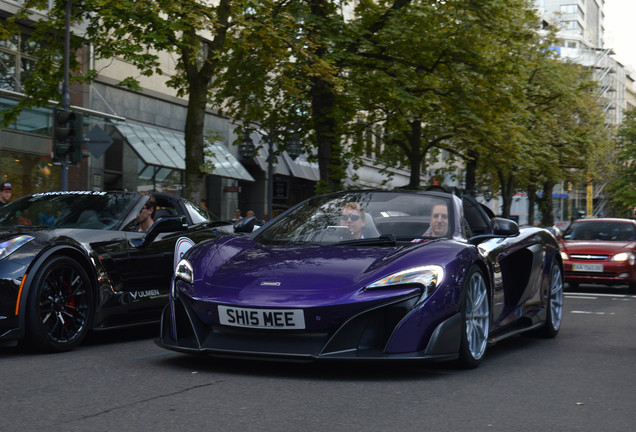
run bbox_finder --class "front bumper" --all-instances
[156,293,462,362]
[563,260,636,286]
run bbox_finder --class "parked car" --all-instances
[157,189,563,368]
[559,218,636,292]
[0,190,233,352]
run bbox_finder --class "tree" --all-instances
[3,0,245,201]
[213,0,421,194]
[606,109,636,215]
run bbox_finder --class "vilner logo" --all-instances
[260,281,281,286]
[130,289,163,300]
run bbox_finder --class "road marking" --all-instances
[570,311,615,315]
[133,351,175,360]
[565,293,636,298]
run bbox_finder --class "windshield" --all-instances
[255,191,454,245]
[0,191,138,230]
[563,221,636,241]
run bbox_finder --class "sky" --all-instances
[603,0,636,69]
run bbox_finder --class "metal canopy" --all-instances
[113,121,254,182]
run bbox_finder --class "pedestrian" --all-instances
[232,208,242,222]
[633,206,636,219]
[0,182,12,207]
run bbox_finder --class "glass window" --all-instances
[1,151,61,198]
[0,51,17,91]
[255,191,454,245]
[0,191,138,230]
[184,200,212,224]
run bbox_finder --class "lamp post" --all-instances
[238,125,302,220]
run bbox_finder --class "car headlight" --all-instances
[366,265,444,303]
[610,252,635,265]
[175,258,193,284]
[0,235,35,260]
[560,251,569,260]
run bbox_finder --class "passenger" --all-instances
[16,210,32,225]
[137,194,156,232]
[426,202,449,237]
[340,202,367,239]
[38,203,56,227]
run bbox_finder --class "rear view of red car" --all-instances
[559,218,636,293]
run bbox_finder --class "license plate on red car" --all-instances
[218,306,306,329]
[573,263,604,272]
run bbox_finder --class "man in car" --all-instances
[137,194,157,232]
[428,202,449,237]
[340,202,367,239]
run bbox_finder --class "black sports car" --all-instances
[0,190,232,352]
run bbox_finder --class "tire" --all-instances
[26,256,93,352]
[535,261,564,338]
[458,266,490,369]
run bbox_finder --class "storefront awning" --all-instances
[113,121,254,182]
[283,152,320,182]
[253,143,320,182]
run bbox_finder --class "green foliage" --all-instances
[2,0,625,208]
[606,109,636,214]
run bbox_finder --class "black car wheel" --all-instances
[458,266,489,369]
[26,256,93,352]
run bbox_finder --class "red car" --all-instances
[559,218,636,292]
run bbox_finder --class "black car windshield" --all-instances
[255,191,454,245]
[563,221,636,241]
[0,191,138,230]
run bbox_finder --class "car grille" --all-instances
[570,254,607,260]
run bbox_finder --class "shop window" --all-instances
[0,150,61,197]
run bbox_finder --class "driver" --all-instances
[340,202,367,239]
[426,202,449,237]
[137,194,157,232]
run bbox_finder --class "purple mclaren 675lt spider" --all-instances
[157,189,564,368]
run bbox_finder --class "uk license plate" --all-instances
[218,306,305,329]
[573,263,604,272]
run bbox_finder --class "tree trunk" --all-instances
[527,183,536,226]
[539,181,556,226]
[497,170,515,218]
[183,78,207,202]
[408,120,422,189]
[311,76,343,193]
[464,150,479,195]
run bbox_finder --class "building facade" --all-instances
[0,0,321,221]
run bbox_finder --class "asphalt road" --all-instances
[1,286,634,432]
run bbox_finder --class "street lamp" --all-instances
[238,125,302,220]
[287,132,302,161]
[238,131,256,159]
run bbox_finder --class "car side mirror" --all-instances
[234,216,258,233]
[492,217,519,236]
[130,216,187,248]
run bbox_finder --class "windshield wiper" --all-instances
[337,234,397,246]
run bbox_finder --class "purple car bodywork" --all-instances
[157,190,563,368]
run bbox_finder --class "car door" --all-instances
[121,199,222,312]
